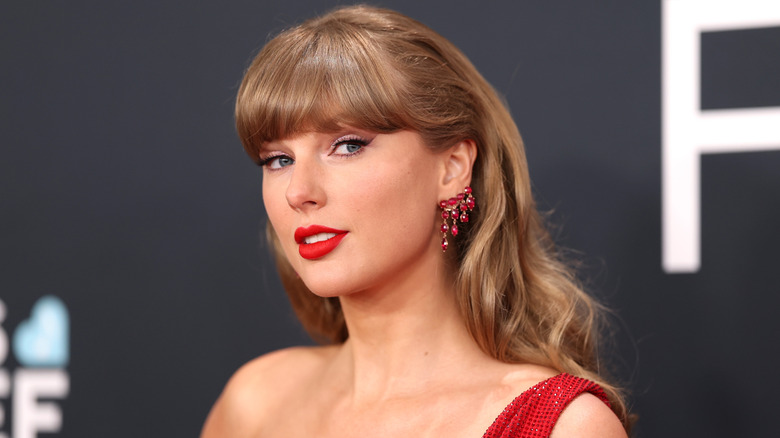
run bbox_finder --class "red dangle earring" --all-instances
[438,186,476,252]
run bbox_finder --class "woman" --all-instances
[203,5,631,437]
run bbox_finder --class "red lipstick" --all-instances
[294,225,348,260]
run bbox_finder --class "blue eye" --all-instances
[259,155,294,170]
[333,138,368,156]
[335,142,362,154]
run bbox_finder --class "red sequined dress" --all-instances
[482,373,612,438]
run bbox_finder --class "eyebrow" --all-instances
[257,142,275,152]
[258,126,374,149]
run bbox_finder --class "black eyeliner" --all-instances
[258,154,289,168]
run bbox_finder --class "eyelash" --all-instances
[257,135,370,170]
[332,135,369,158]
[257,154,292,169]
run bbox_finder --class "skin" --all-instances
[202,129,627,438]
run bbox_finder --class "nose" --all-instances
[285,157,326,212]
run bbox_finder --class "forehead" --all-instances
[235,32,414,151]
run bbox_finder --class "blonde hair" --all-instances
[236,4,630,429]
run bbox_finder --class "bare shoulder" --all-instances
[496,363,560,395]
[485,364,626,438]
[201,346,337,438]
[550,392,627,438]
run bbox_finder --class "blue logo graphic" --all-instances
[13,295,69,367]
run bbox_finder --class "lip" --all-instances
[294,225,348,260]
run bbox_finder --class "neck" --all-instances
[333,249,486,403]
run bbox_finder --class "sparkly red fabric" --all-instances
[482,373,611,438]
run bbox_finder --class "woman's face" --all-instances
[260,128,446,297]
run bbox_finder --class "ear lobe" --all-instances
[441,139,477,190]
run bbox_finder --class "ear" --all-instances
[439,139,477,197]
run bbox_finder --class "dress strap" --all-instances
[482,373,611,438]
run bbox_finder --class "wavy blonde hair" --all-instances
[235,4,630,429]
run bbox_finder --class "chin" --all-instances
[301,281,359,299]
[294,269,360,298]
[303,268,388,300]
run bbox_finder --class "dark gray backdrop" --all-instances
[1,1,778,437]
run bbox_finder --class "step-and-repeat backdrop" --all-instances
[2,1,778,436]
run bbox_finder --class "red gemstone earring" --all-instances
[439,186,476,252]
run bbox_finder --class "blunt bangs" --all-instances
[236,20,412,163]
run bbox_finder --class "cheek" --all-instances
[347,160,438,236]
[262,179,294,245]
[261,181,280,224]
